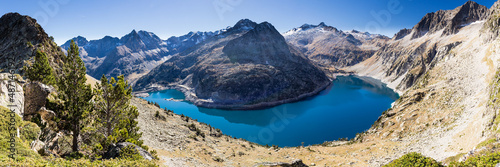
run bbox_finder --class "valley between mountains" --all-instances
[3,0,500,166]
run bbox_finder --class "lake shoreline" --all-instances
[134,80,334,111]
[139,75,398,147]
[133,74,400,110]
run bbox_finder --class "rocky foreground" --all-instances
[133,97,403,166]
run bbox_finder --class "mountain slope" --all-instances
[346,1,498,163]
[134,19,331,110]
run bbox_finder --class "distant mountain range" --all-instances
[60,29,226,83]
[61,19,387,84]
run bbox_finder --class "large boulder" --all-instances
[103,142,154,160]
[23,82,55,118]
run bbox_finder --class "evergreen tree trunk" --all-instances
[72,123,79,152]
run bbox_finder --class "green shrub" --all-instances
[0,106,41,160]
[20,121,41,142]
[187,123,196,131]
[0,156,158,166]
[449,152,500,167]
[154,110,160,118]
[24,50,56,86]
[150,149,159,160]
[65,151,84,160]
[26,41,33,48]
[384,152,443,167]
[477,138,498,148]
[120,145,143,161]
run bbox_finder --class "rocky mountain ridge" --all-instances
[0,13,64,75]
[60,28,227,84]
[284,22,389,77]
[394,1,490,39]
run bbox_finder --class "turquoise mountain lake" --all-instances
[141,75,399,147]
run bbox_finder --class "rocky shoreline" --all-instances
[134,79,332,110]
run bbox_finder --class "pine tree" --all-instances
[24,50,56,85]
[94,74,142,153]
[57,40,93,152]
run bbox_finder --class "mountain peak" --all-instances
[61,36,88,49]
[298,22,333,31]
[235,18,255,25]
[223,21,292,65]
[254,22,275,31]
[130,29,137,34]
[229,19,257,32]
[0,12,48,42]
[0,12,64,74]
[410,0,488,39]
[462,0,479,7]
[250,22,284,41]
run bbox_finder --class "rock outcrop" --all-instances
[103,142,154,160]
[23,82,55,117]
[0,13,64,75]
[483,0,500,40]
[135,19,331,110]
[393,28,412,40]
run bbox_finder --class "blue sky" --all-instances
[1,0,497,45]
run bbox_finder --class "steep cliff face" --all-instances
[407,1,489,39]
[284,23,389,76]
[483,0,500,40]
[135,20,330,109]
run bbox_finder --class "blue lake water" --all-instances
[141,75,399,147]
